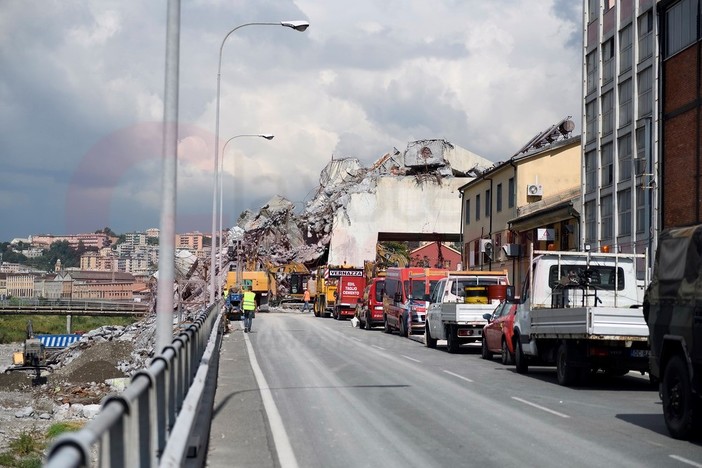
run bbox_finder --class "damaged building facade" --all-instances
[233,139,493,274]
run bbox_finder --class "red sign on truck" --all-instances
[329,267,366,320]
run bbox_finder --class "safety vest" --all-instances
[243,291,256,311]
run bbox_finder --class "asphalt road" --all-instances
[208,311,702,468]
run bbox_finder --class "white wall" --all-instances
[328,176,471,266]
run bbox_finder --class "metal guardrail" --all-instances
[45,303,223,467]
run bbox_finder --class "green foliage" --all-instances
[0,316,138,343]
[147,237,159,245]
[9,431,40,457]
[95,227,118,237]
[45,421,84,439]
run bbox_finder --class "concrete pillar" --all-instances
[66,314,72,334]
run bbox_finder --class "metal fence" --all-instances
[46,303,222,467]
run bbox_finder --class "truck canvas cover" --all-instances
[646,225,702,361]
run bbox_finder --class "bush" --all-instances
[45,421,84,440]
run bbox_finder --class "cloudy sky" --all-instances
[0,0,582,241]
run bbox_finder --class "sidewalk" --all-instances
[207,322,277,467]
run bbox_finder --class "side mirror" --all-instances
[394,292,402,303]
[482,313,493,321]
[505,285,516,302]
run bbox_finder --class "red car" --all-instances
[482,301,517,365]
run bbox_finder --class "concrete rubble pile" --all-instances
[234,139,491,269]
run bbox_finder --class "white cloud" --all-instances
[0,0,582,239]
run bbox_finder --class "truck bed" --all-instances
[441,303,496,323]
[529,306,648,339]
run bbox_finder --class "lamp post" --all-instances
[209,20,309,304]
[218,133,274,292]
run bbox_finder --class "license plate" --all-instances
[630,349,649,358]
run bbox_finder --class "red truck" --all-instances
[329,267,366,320]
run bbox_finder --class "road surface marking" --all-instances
[670,455,702,467]
[244,334,299,468]
[401,355,421,363]
[372,345,386,350]
[442,370,474,383]
[511,397,570,419]
[350,337,362,342]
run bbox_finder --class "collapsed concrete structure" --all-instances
[235,139,493,269]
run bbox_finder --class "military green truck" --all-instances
[645,224,702,439]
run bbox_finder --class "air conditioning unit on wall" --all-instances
[527,184,543,196]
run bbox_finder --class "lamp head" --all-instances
[281,20,310,32]
[260,134,275,140]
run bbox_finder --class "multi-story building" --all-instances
[30,233,111,250]
[658,0,702,228]
[582,0,660,277]
[80,250,117,271]
[0,273,7,299]
[146,228,160,239]
[6,273,36,298]
[176,232,205,251]
[459,126,581,287]
[34,274,63,300]
[55,271,136,301]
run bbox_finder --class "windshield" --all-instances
[374,280,385,302]
[410,280,426,299]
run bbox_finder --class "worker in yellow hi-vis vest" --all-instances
[242,286,257,333]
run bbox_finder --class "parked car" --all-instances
[482,300,517,365]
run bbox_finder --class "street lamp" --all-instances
[217,133,274,291]
[209,20,309,303]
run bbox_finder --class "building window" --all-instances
[618,79,632,127]
[618,189,632,236]
[585,200,597,245]
[665,0,697,57]
[636,186,647,233]
[586,99,597,143]
[465,199,471,224]
[602,90,614,135]
[496,183,503,212]
[588,0,600,22]
[638,10,654,62]
[585,150,597,193]
[601,143,614,186]
[635,125,649,174]
[603,38,615,84]
[508,177,515,208]
[620,25,633,72]
[586,51,598,95]
[601,194,613,240]
[485,189,491,216]
[476,194,481,221]
[618,133,632,181]
[637,68,653,118]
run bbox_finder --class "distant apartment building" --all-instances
[582,0,660,275]
[176,232,204,251]
[6,273,36,298]
[146,228,159,239]
[56,271,135,301]
[80,248,119,271]
[125,232,148,247]
[31,233,111,250]
[0,273,7,299]
[658,0,702,227]
[34,274,63,300]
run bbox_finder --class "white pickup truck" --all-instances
[425,271,510,353]
[511,247,650,386]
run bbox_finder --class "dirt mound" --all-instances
[54,340,131,384]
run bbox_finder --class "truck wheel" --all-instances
[383,316,392,334]
[364,311,372,330]
[501,338,513,365]
[425,325,437,348]
[556,342,577,387]
[481,338,491,360]
[446,326,459,354]
[515,337,528,374]
[662,355,699,439]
